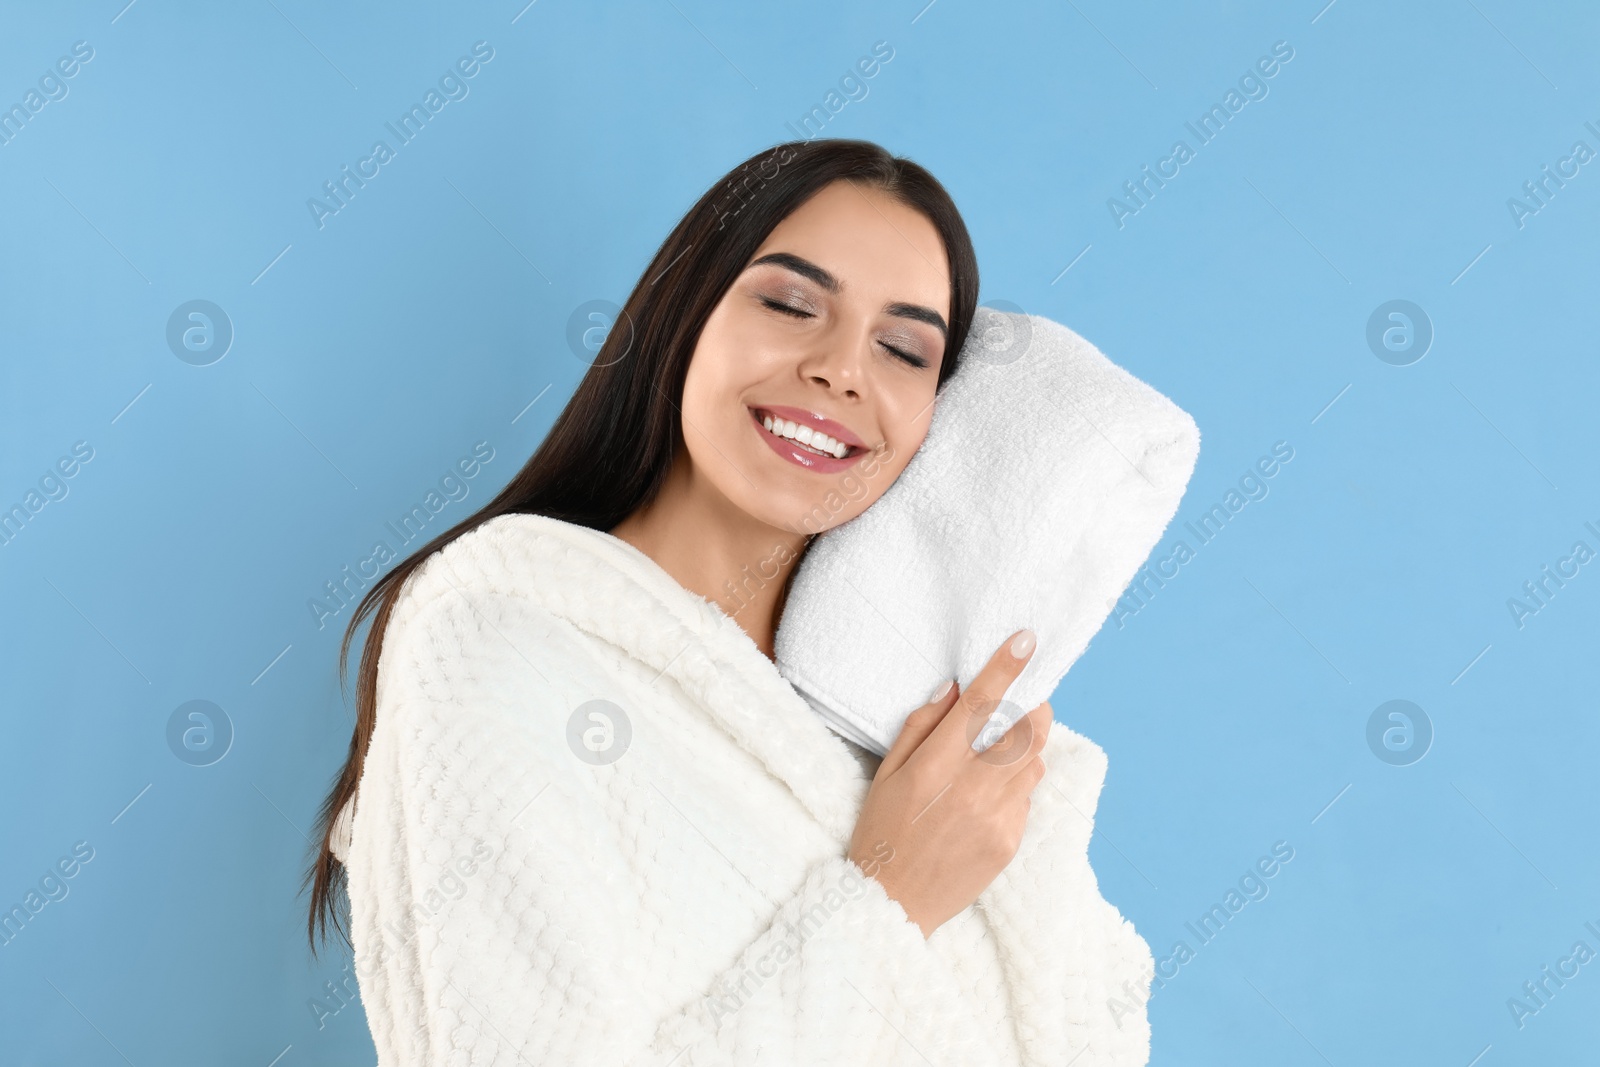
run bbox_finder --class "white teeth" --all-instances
[757,410,851,459]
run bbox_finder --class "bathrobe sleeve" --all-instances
[346,588,1002,1067]
[973,725,1157,1063]
[639,852,985,1066]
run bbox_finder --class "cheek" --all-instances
[683,317,775,413]
[880,394,936,463]
[869,447,914,499]
[677,357,716,428]
[679,343,745,434]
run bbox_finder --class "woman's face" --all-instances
[679,179,952,536]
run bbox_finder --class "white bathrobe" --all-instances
[334,513,1154,1066]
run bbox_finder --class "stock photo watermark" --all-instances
[1366,699,1432,766]
[566,699,632,766]
[351,838,497,987]
[1365,299,1432,366]
[1506,116,1600,230]
[308,41,496,230]
[1109,440,1295,627]
[565,298,636,366]
[782,40,895,142]
[0,40,94,148]
[1506,522,1598,630]
[0,439,95,549]
[1108,40,1295,230]
[308,440,496,630]
[707,444,901,619]
[0,840,96,949]
[969,299,1032,366]
[1108,839,1296,1026]
[166,299,234,366]
[964,695,1035,764]
[713,143,800,231]
[1505,919,1600,1030]
[308,957,362,1031]
[698,840,896,1031]
[166,700,235,767]
[713,536,803,619]
[778,441,900,538]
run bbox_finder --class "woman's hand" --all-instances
[847,629,1053,939]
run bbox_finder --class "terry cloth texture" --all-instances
[334,512,1155,1065]
[774,306,1200,757]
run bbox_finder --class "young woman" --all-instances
[304,139,1154,1065]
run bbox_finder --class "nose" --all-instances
[797,327,869,399]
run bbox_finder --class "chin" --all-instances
[734,490,825,537]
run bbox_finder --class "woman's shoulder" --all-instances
[379,514,613,638]
[393,510,722,653]
[387,512,557,615]
[378,514,615,693]
[375,509,731,719]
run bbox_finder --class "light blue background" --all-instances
[3,1,1596,1063]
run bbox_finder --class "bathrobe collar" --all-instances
[471,512,873,843]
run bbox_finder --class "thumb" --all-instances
[877,679,959,779]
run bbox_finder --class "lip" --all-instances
[748,406,868,474]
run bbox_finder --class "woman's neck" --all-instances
[609,458,811,661]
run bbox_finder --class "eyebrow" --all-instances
[747,251,948,338]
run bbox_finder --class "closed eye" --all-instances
[761,298,811,319]
[883,343,929,369]
[761,298,929,369]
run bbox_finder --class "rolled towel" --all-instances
[774,305,1201,757]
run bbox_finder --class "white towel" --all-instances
[774,306,1200,757]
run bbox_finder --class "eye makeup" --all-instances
[749,277,933,369]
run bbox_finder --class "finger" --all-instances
[878,679,961,779]
[976,698,1054,782]
[923,629,1039,770]
[999,752,1049,808]
[1014,700,1055,775]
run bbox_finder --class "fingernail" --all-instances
[1010,629,1036,659]
[929,679,954,703]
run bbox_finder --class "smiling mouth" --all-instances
[750,407,862,460]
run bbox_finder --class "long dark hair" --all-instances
[303,137,981,953]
